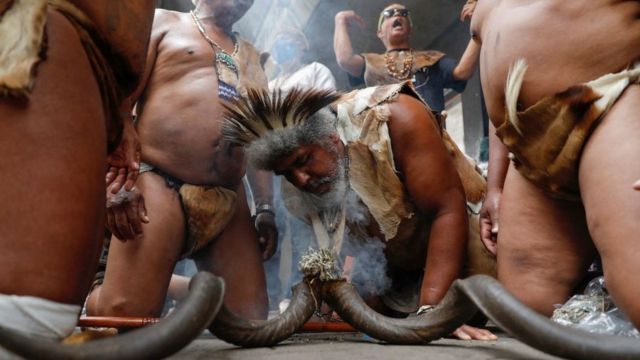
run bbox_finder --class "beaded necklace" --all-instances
[190,10,239,75]
[384,49,414,80]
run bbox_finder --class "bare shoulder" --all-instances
[148,9,195,48]
[152,8,184,31]
[387,93,440,139]
[470,0,499,42]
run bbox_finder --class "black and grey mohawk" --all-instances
[222,87,341,146]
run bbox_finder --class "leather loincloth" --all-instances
[140,164,238,258]
[0,0,136,153]
[497,59,640,201]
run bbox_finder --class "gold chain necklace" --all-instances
[190,10,239,74]
[384,49,414,80]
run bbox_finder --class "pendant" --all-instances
[216,52,238,74]
[218,79,240,102]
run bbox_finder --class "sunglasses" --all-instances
[381,8,410,18]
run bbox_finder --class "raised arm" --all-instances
[334,10,366,78]
[452,38,480,81]
[387,94,468,306]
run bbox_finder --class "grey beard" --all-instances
[299,154,348,218]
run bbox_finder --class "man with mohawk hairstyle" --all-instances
[223,84,497,340]
[86,0,275,321]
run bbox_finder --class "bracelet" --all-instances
[255,203,275,216]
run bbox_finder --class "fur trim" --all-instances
[0,0,48,97]
[505,58,528,135]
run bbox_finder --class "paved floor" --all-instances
[168,330,565,360]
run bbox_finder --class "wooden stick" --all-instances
[78,316,160,328]
[78,316,358,332]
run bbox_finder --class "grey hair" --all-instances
[222,87,342,169]
[246,107,338,170]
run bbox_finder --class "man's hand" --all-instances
[459,0,477,21]
[479,189,501,256]
[452,324,497,341]
[106,183,149,241]
[107,117,141,193]
[335,10,366,30]
[254,211,278,260]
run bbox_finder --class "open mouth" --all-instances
[392,19,403,29]
[305,179,332,195]
[308,182,330,195]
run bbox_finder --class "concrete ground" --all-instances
[168,330,564,360]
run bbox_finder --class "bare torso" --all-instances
[472,0,640,126]
[136,10,249,188]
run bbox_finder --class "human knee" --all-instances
[499,253,582,316]
[93,292,161,317]
[602,271,640,328]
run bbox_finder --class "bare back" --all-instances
[472,0,640,126]
[135,10,249,188]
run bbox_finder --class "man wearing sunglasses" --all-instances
[334,3,479,113]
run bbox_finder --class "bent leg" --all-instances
[89,172,185,317]
[580,84,640,328]
[497,165,595,316]
[0,10,106,305]
[194,185,268,320]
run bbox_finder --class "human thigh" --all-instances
[579,84,640,327]
[497,165,595,316]
[0,9,106,305]
[99,172,186,316]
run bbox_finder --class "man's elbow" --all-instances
[335,55,351,71]
[453,67,473,81]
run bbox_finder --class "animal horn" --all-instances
[459,275,640,360]
[209,280,318,347]
[0,271,225,360]
[322,279,475,344]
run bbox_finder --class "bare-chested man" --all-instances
[86,0,276,320]
[0,0,155,351]
[223,83,496,340]
[473,0,640,327]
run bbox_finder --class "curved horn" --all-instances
[322,279,476,344]
[459,275,640,360]
[0,271,225,360]
[209,280,317,347]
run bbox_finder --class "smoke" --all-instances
[342,235,392,299]
[264,178,393,307]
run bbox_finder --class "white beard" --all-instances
[299,154,348,216]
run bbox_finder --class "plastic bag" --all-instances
[551,276,640,338]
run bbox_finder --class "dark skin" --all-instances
[472,0,640,327]
[334,4,480,83]
[272,94,496,340]
[0,1,155,307]
[87,0,273,320]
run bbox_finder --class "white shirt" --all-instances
[268,62,337,92]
